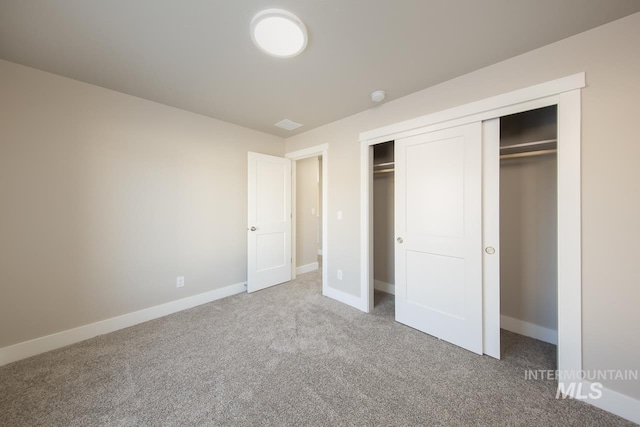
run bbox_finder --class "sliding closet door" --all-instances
[482,118,501,359]
[395,122,483,354]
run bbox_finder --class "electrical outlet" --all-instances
[176,276,185,288]
[311,208,315,215]
[337,269,343,280]
[337,210,343,220]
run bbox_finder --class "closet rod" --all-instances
[374,149,556,166]
[373,168,394,174]
[500,139,556,151]
[500,149,557,160]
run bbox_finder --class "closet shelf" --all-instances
[500,138,556,151]
[373,161,395,168]
[500,148,557,160]
[373,161,395,174]
[372,140,558,164]
[500,138,557,160]
[374,168,394,174]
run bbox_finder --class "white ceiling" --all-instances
[1,1,639,137]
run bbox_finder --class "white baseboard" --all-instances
[501,315,557,345]
[374,280,395,295]
[296,262,319,275]
[323,286,367,312]
[572,381,640,425]
[0,281,246,367]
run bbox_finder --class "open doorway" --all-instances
[286,143,329,295]
[294,156,323,276]
[498,106,558,368]
[247,144,328,294]
[372,141,395,309]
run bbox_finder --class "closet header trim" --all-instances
[359,73,585,145]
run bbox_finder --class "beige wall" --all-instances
[285,13,640,399]
[0,60,284,348]
[500,107,558,331]
[501,155,558,330]
[295,156,320,268]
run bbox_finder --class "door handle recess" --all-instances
[249,226,257,231]
[485,247,495,255]
[397,237,403,244]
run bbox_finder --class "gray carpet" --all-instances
[0,270,633,426]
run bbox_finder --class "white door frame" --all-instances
[286,143,329,295]
[359,73,585,380]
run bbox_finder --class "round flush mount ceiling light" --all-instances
[250,9,308,58]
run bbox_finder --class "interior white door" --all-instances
[247,152,292,293]
[482,118,501,359]
[395,122,483,354]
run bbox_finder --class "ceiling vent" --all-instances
[274,119,303,131]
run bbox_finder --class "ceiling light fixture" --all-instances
[250,9,308,58]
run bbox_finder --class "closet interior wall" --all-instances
[373,141,395,297]
[500,106,558,341]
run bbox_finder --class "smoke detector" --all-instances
[371,90,386,103]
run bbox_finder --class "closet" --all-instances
[360,76,582,367]
[369,106,559,353]
[373,141,395,305]
[499,105,558,359]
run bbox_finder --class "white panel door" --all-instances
[482,118,501,359]
[395,122,483,354]
[247,152,292,292]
